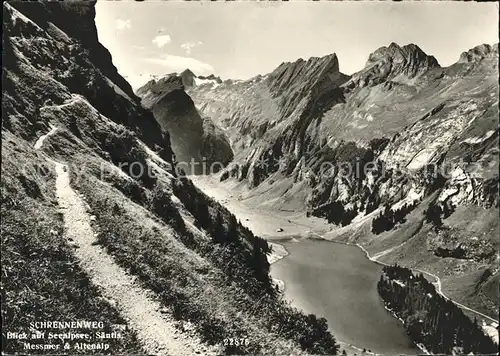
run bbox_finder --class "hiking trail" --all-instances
[35,126,218,355]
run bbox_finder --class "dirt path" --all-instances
[413,268,497,324]
[35,128,217,355]
[34,124,57,149]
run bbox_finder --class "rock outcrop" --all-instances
[136,74,233,173]
[345,43,440,89]
[3,0,172,157]
[186,42,499,318]
[458,43,499,64]
[189,42,498,212]
[2,2,339,354]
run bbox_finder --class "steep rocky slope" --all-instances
[187,43,499,318]
[136,73,233,174]
[1,2,339,354]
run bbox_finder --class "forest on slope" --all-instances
[182,39,499,319]
[378,264,497,354]
[1,1,339,354]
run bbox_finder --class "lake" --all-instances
[270,239,418,355]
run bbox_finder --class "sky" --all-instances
[95,1,499,90]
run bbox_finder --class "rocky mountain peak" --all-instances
[9,1,139,104]
[180,68,196,87]
[267,53,345,108]
[135,75,184,102]
[458,43,499,63]
[347,43,440,89]
[366,43,439,67]
[181,68,195,76]
[135,71,233,169]
[273,53,340,80]
[263,53,349,121]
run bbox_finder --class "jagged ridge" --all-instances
[2,2,341,354]
[186,41,499,320]
[136,74,233,171]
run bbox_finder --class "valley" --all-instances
[191,173,499,354]
[2,2,339,355]
[178,38,499,353]
[2,1,498,355]
[191,174,418,354]
[271,240,417,355]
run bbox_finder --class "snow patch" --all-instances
[194,77,220,89]
[406,149,435,170]
[461,130,496,145]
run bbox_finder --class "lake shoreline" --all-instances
[270,238,423,355]
[191,176,426,354]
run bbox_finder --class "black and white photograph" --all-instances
[1,0,499,355]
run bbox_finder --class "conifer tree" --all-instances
[194,197,210,229]
[377,264,497,354]
[227,214,239,244]
[212,211,226,244]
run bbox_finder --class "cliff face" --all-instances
[346,43,440,89]
[3,1,172,157]
[137,74,233,173]
[2,2,338,354]
[188,43,499,317]
[189,42,498,210]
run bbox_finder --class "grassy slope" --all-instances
[1,132,143,354]
[2,2,339,354]
[57,133,337,354]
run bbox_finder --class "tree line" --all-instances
[377,264,497,354]
[310,201,358,226]
[371,202,417,234]
[424,201,455,230]
[106,169,339,354]
[171,177,339,354]
[172,177,272,290]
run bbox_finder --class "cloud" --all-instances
[152,34,172,48]
[115,19,131,31]
[145,54,214,74]
[180,41,203,55]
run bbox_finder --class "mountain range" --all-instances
[2,1,341,354]
[2,0,498,354]
[138,41,499,320]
